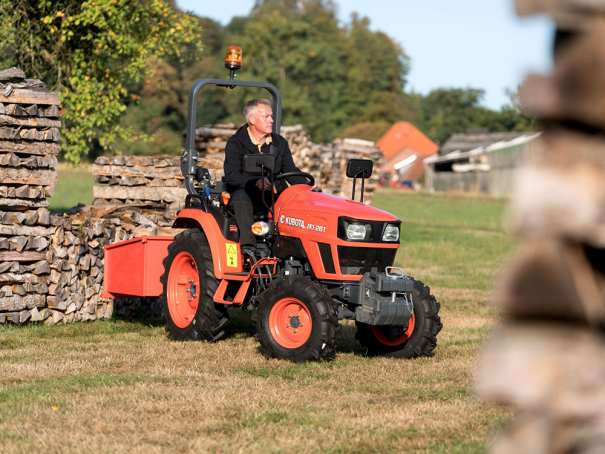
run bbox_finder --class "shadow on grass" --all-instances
[1,308,362,358]
[335,323,367,356]
[112,308,257,341]
[110,315,165,328]
[225,309,368,356]
[225,308,256,338]
[0,316,165,341]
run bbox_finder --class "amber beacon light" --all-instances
[225,46,242,70]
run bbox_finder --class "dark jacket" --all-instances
[224,124,307,193]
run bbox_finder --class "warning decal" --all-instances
[226,244,238,268]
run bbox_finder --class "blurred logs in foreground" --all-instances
[477,1,605,453]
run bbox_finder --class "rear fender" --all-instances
[173,209,243,278]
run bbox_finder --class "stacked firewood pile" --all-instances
[188,124,384,205]
[0,69,182,325]
[1,200,180,325]
[91,154,223,217]
[44,203,180,324]
[331,138,383,202]
[187,123,236,162]
[0,68,61,324]
[476,1,605,452]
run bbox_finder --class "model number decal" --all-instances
[280,215,325,232]
[306,223,326,232]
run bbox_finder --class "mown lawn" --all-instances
[48,163,95,212]
[1,182,515,453]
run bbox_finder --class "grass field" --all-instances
[0,178,515,453]
[48,164,96,212]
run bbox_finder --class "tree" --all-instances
[0,0,202,164]
[338,120,391,142]
[228,0,412,142]
[414,87,535,145]
[502,83,538,131]
[96,0,415,149]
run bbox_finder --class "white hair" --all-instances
[243,99,272,123]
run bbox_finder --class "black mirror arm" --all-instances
[351,169,367,203]
[355,169,368,203]
[270,166,275,220]
[361,173,365,204]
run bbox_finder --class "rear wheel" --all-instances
[160,229,229,341]
[356,279,442,358]
[253,276,338,362]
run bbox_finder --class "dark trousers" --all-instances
[231,188,273,247]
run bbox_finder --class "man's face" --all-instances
[250,104,273,135]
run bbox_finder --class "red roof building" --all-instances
[376,122,438,183]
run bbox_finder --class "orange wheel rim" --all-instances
[167,251,199,329]
[371,312,415,347]
[268,298,312,349]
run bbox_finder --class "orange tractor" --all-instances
[103,47,442,362]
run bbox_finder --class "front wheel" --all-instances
[253,276,338,362]
[356,279,442,358]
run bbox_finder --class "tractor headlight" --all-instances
[251,222,270,236]
[346,224,368,240]
[382,225,400,242]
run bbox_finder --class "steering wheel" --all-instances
[274,171,315,186]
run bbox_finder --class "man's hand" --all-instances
[255,177,271,190]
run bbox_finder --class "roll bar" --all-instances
[181,78,283,197]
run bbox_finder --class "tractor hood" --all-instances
[277,186,397,222]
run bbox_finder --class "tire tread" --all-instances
[160,229,229,342]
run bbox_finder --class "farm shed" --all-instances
[375,122,438,185]
[424,131,540,195]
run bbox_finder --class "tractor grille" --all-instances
[318,243,336,274]
[337,246,397,275]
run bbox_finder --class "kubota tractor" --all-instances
[103,47,442,362]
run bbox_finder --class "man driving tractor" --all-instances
[224,99,307,258]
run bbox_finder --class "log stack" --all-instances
[282,124,324,191]
[1,201,181,325]
[43,203,180,324]
[188,124,384,205]
[476,2,605,452]
[91,154,223,217]
[331,138,383,203]
[188,124,237,162]
[0,68,60,324]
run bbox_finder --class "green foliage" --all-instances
[338,120,391,142]
[234,1,412,142]
[119,0,533,151]
[414,87,535,145]
[121,0,413,149]
[0,0,202,164]
[0,0,537,158]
